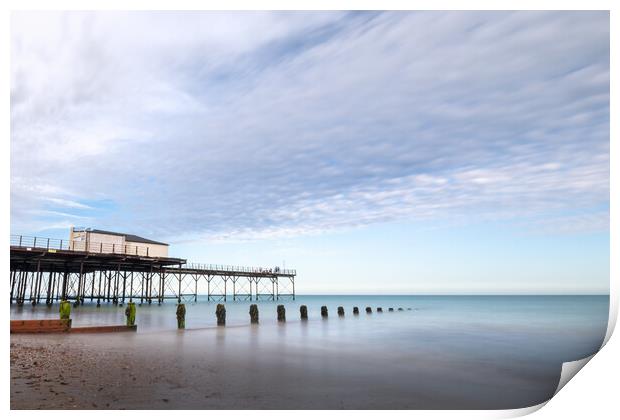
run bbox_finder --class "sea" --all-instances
[10,295,609,409]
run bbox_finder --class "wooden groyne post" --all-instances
[353,306,359,315]
[125,302,136,326]
[277,304,286,322]
[321,306,328,318]
[176,303,186,329]
[59,299,71,320]
[300,305,308,320]
[216,304,226,326]
[337,306,344,317]
[249,304,259,324]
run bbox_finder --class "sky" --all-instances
[10,11,609,294]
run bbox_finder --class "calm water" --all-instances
[10,295,609,408]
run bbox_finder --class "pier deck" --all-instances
[10,235,296,306]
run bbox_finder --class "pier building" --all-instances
[69,227,169,257]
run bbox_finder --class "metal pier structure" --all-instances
[10,235,296,306]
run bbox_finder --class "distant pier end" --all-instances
[10,231,296,306]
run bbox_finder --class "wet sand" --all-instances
[10,323,561,410]
[10,330,450,409]
[11,338,160,409]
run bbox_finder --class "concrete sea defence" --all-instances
[10,319,136,334]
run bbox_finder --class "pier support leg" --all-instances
[158,270,163,305]
[121,271,127,305]
[139,272,144,305]
[177,272,181,304]
[34,261,43,305]
[15,271,22,305]
[35,271,43,305]
[106,271,112,303]
[143,271,147,304]
[28,269,35,305]
[129,272,134,303]
[113,267,120,305]
[10,270,19,304]
[77,261,84,306]
[55,272,60,302]
[20,271,29,306]
[24,271,32,305]
[50,271,57,306]
[146,266,153,305]
[148,267,153,304]
[15,271,24,306]
[10,270,17,304]
[46,271,53,305]
[89,271,95,302]
[61,271,68,301]
[97,271,102,307]
[31,260,41,305]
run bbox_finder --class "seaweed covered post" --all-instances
[176,303,186,329]
[125,302,136,327]
[300,305,308,320]
[337,306,345,317]
[216,304,226,326]
[249,304,259,324]
[366,307,372,314]
[353,306,359,315]
[59,299,71,320]
[377,307,383,313]
[321,306,328,318]
[389,308,394,312]
[277,304,286,322]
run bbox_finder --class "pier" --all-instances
[10,235,296,306]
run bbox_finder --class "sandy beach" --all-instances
[9,325,557,410]
[11,326,463,410]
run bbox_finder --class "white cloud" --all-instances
[11,11,609,241]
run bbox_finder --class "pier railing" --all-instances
[10,235,297,276]
[10,234,151,256]
[182,262,296,276]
